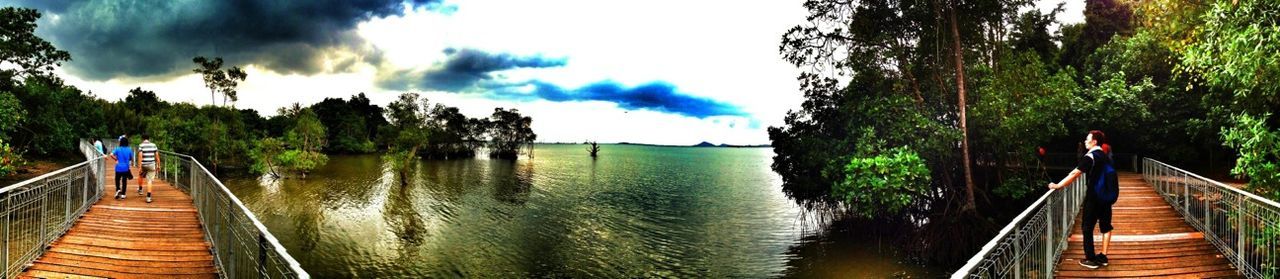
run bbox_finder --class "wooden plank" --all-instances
[1053,172,1242,278]
[21,158,219,278]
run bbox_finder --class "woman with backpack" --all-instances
[1048,130,1119,269]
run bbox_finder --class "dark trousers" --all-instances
[115,170,131,195]
[1081,198,1114,259]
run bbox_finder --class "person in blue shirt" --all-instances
[109,136,136,199]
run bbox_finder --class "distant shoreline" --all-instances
[533,142,772,148]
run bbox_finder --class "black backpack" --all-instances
[1090,150,1120,205]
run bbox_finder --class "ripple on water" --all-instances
[222,145,941,278]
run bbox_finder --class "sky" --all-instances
[2,0,1084,146]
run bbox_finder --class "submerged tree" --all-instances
[586,141,600,157]
[486,108,536,159]
[384,93,431,185]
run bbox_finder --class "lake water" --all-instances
[222,144,942,278]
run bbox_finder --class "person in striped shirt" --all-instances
[136,135,161,203]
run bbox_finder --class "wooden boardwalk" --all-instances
[1055,173,1241,278]
[20,158,217,279]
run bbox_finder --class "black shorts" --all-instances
[116,171,133,180]
[1083,199,1114,233]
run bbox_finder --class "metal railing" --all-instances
[97,139,307,278]
[1143,158,1280,278]
[952,175,1087,278]
[0,140,105,278]
[153,149,308,279]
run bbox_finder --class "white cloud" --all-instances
[63,0,813,145]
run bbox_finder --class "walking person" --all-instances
[1048,130,1120,269]
[109,136,135,199]
[136,135,160,203]
[93,138,105,155]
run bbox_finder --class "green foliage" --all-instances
[384,93,431,153]
[0,90,23,139]
[1222,113,1280,200]
[250,137,285,177]
[0,139,22,177]
[285,108,326,152]
[276,149,328,178]
[770,70,956,211]
[8,77,106,155]
[1181,0,1280,113]
[310,94,382,153]
[971,52,1081,198]
[0,7,70,80]
[124,87,167,115]
[423,105,485,159]
[486,108,536,159]
[832,146,931,218]
[1079,71,1155,134]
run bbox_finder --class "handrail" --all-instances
[0,140,105,278]
[158,150,308,278]
[952,174,1087,278]
[98,139,307,278]
[1143,157,1279,278]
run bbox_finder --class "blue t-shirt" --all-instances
[113,146,133,172]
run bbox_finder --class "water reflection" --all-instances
[490,160,532,204]
[221,145,944,278]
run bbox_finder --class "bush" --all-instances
[1222,113,1280,200]
[831,146,931,218]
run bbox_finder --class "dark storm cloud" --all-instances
[378,48,568,92]
[494,80,749,119]
[374,48,745,119]
[5,0,445,80]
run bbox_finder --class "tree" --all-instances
[250,137,286,178]
[384,93,431,185]
[281,108,328,178]
[1180,0,1280,199]
[192,56,248,107]
[586,141,600,157]
[0,7,70,81]
[0,91,21,177]
[124,87,166,115]
[948,0,977,211]
[486,108,536,159]
[9,76,106,156]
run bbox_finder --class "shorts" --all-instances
[141,164,156,182]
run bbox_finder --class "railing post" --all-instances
[1205,180,1210,232]
[1014,232,1022,279]
[3,193,9,279]
[40,181,47,244]
[1238,195,1246,268]
[1183,173,1189,216]
[259,232,269,278]
[1045,199,1054,278]
[227,194,235,278]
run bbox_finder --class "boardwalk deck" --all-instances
[1054,173,1242,278]
[20,158,217,279]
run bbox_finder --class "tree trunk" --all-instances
[399,145,419,186]
[949,0,977,212]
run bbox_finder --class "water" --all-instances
[222,144,941,278]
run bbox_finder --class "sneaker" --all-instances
[146,196,152,203]
[138,187,143,195]
[1079,258,1101,269]
[1097,254,1109,266]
